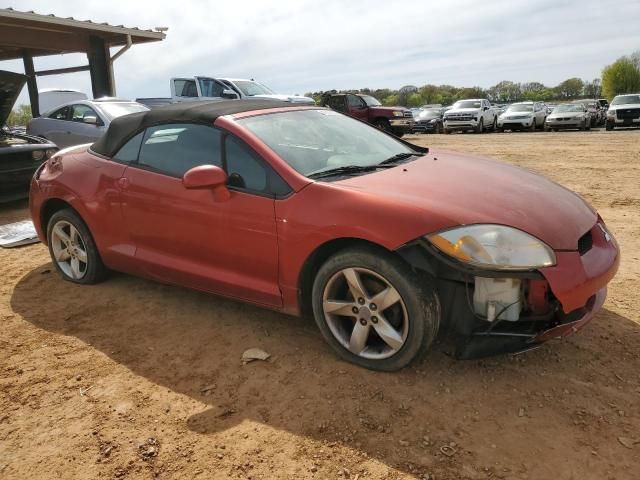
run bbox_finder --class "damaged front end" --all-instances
[397,221,618,359]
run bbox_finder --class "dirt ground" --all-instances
[1,129,639,480]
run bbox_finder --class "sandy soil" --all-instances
[1,129,639,480]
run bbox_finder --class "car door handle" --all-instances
[117,178,130,190]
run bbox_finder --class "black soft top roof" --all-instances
[91,99,293,157]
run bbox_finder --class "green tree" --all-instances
[6,104,32,127]
[406,92,423,107]
[602,57,640,100]
[555,78,584,99]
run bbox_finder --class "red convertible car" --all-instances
[29,100,619,370]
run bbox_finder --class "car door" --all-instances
[346,94,369,121]
[66,104,106,146]
[119,122,283,307]
[36,105,71,146]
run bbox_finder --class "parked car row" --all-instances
[408,94,638,134]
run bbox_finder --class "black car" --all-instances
[1,70,57,202]
[411,107,444,134]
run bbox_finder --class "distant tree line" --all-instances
[307,50,640,107]
[6,104,32,127]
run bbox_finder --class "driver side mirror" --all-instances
[83,115,99,125]
[221,89,239,100]
[183,165,230,201]
[483,106,489,111]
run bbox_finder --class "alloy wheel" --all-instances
[321,267,409,359]
[50,220,88,280]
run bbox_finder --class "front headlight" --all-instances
[32,150,45,161]
[606,110,615,118]
[426,224,556,270]
[393,111,404,117]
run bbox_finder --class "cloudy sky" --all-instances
[2,0,639,105]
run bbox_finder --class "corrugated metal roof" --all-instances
[0,7,166,61]
[0,7,167,38]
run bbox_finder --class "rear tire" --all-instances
[311,246,440,371]
[47,209,107,285]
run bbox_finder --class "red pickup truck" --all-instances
[321,93,414,137]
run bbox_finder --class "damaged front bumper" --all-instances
[397,221,619,359]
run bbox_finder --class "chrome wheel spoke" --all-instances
[343,268,367,300]
[53,224,70,244]
[69,224,79,243]
[349,322,370,354]
[370,286,401,312]
[75,247,88,263]
[323,299,356,317]
[56,247,70,262]
[372,314,404,351]
[70,257,81,279]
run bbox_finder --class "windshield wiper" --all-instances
[308,164,386,179]
[378,152,420,166]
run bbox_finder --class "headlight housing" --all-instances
[392,111,404,117]
[32,150,45,161]
[426,224,556,271]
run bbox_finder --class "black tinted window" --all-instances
[49,106,70,120]
[174,79,198,97]
[329,96,347,112]
[113,132,144,163]
[138,124,222,177]
[225,136,267,192]
[347,95,364,108]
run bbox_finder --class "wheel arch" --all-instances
[40,198,78,242]
[297,237,394,317]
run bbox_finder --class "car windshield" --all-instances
[612,95,640,105]
[553,104,583,113]
[238,109,414,178]
[98,102,148,119]
[360,95,381,107]
[232,80,275,96]
[506,104,533,112]
[453,100,482,109]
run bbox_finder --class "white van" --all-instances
[38,89,88,115]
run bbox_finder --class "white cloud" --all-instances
[2,0,639,106]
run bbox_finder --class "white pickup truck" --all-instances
[137,76,315,108]
[605,93,640,130]
[443,98,498,133]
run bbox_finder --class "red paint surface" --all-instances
[30,107,619,329]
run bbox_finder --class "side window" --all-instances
[329,96,347,112]
[113,132,144,163]
[174,79,198,97]
[198,78,224,98]
[49,106,70,120]
[225,136,267,192]
[347,95,364,108]
[138,123,222,177]
[70,104,100,123]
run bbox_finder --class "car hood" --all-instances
[608,103,640,110]
[0,70,27,126]
[334,151,596,250]
[445,108,480,114]
[548,111,583,119]
[253,94,315,104]
[370,106,409,113]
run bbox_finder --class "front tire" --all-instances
[475,118,484,134]
[47,209,107,284]
[311,246,440,371]
[375,118,392,134]
[606,122,614,131]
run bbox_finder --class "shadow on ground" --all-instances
[10,264,640,478]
